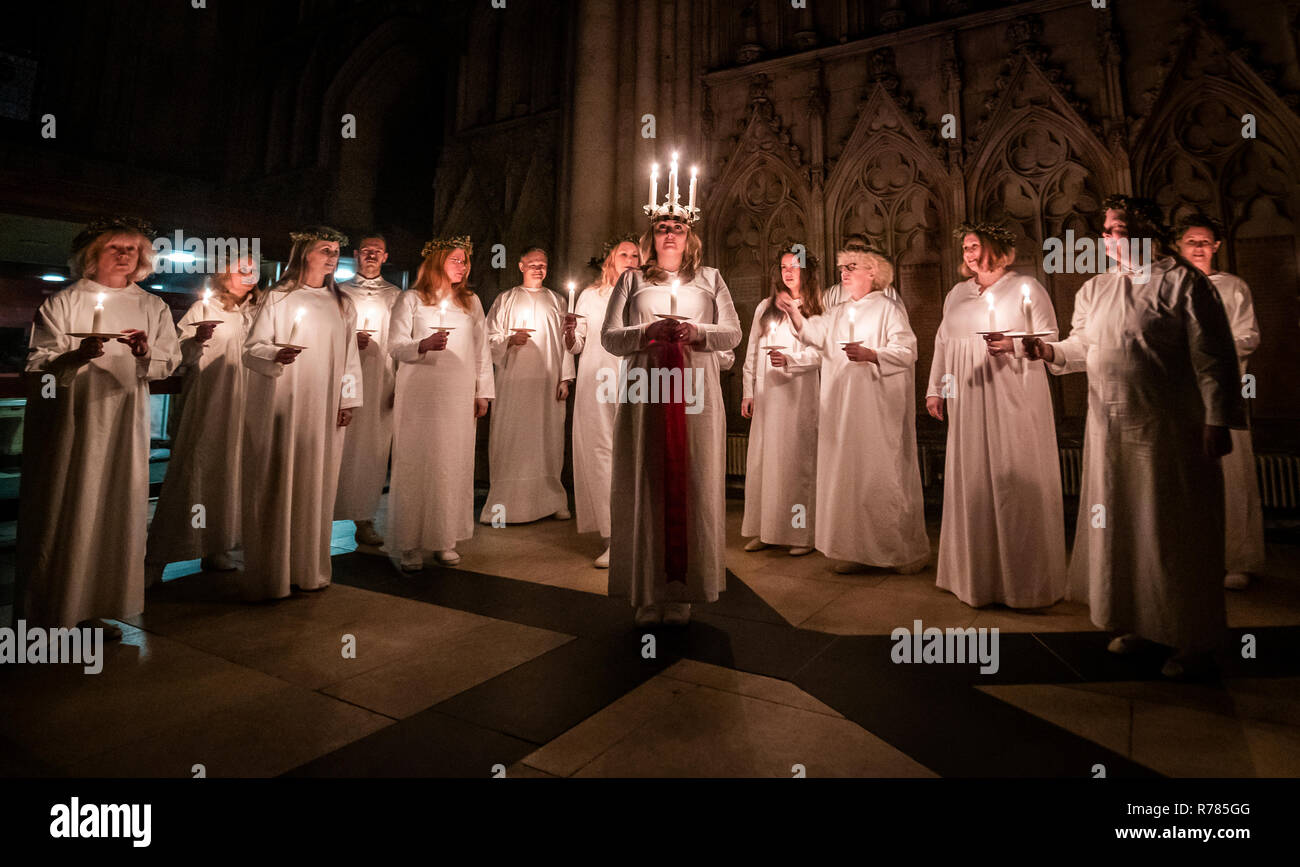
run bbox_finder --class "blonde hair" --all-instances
[212,259,261,311]
[71,230,155,284]
[413,245,474,312]
[837,249,894,290]
[639,223,703,284]
[599,240,640,289]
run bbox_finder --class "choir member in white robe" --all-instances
[388,238,493,570]
[602,214,742,625]
[146,257,259,579]
[564,235,641,567]
[480,247,575,524]
[741,246,824,555]
[824,236,901,309]
[1177,216,1266,590]
[925,224,1066,608]
[777,248,929,574]
[335,234,401,547]
[241,228,362,601]
[18,220,180,636]
[1025,198,1242,677]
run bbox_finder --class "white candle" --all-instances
[688,166,698,213]
[567,281,575,313]
[201,288,213,320]
[1021,284,1033,333]
[766,322,776,361]
[986,291,997,331]
[439,299,448,328]
[288,307,304,345]
[649,163,658,209]
[847,306,856,343]
[669,152,679,206]
[91,292,105,333]
[670,280,679,316]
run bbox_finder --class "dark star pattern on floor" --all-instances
[287,551,1300,778]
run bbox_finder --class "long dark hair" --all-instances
[760,245,823,332]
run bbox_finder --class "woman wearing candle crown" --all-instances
[147,255,261,581]
[1175,213,1266,591]
[565,233,641,568]
[601,159,742,625]
[775,246,928,574]
[18,217,180,636]
[741,242,824,557]
[387,236,493,571]
[240,227,362,600]
[925,222,1066,608]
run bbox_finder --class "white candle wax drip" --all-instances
[1021,284,1033,333]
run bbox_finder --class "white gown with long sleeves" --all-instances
[1044,257,1242,651]
[240,285,362,600]
[601,266,742,606]
[569,285,620,538]
[387,291,494,554]
[741,298,820,547]
[147,296,253,568]
[797,291,929,568]
[925,273,1067,607]
[480,286,575,524]
[334,277,401,522]
[1208,271,1266,575]
[19,278,180,627]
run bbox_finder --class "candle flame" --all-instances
[1021,284,1031,299]
[294,307,305,323]
[202,288,212,303]
[568,281,575,291]
[691,166,698,177]
[95,292,105,309]
[985,292,996,310]
[439,300,448,313]
[847,307,855,323]
[651,163,658,174]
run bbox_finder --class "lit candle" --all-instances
[1020,284,1033,333]
[201,287,213,321]
[438,299,448,328]
[847,306,856,343]
[567,281,575,313]
[670,279,679,316]
[688,166,698,213]
[288,307,304,345]
[649,163,658,210]
[361,304,372,331]
[91,292,105,334]
[669,152,679,206]
[985,291,997,332]
[766,322,776,361]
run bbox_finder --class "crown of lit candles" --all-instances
[644,152,702,225]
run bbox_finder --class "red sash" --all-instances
[649,336,689,584]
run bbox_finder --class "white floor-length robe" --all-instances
[926,273,1067,608]
[335,276,401,522]
[569,285,620,538]
[1209,271,1266,574]
[797,291,929,568]
[601,266,742,605]
[480,286,574,524]
[741,298,820,547]
[147,296,253,569]
[19,278,180,627]
[1044,257,1241,651]
[388,291,494,554]
[241,285,362,599]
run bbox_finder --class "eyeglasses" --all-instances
[839,264,858,272]
[654,223,687,236]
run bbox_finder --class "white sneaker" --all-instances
[594,547,610,568]
[553,508,572,520]
[1107,633,1144,655]
[662,603,691,625]
[436,549,461,566]
[355,521,384,546]
[634,605,662,626]
[1224,572,1250,590]
[744,538,768,552]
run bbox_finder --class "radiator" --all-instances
[1059,447,1082,497]
[727,433,748,476]
[1258,453,1299,510]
